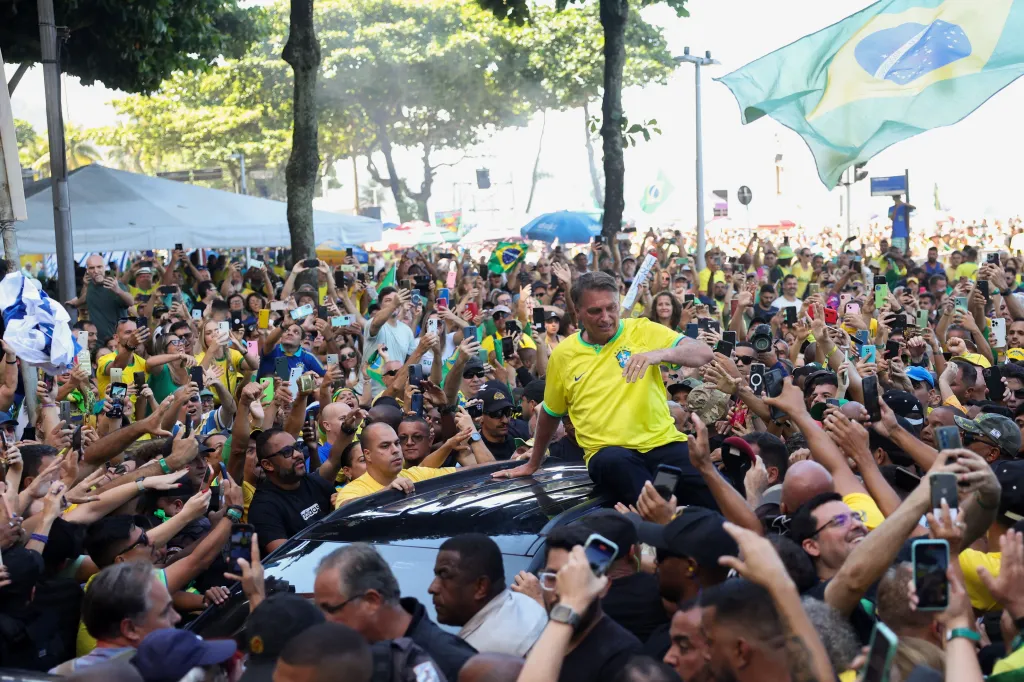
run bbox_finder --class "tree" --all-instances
[477,0,688,237]
[1,0,262,94]
[16,121,101,174]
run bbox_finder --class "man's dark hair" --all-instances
[84,516,137,568]
[543,525,592,564]
[789,492,844,546]
[113,318,136,335]
[735,341,756,352]
[255,427,288,461]
[73,320,95,332]
[439,534,505,599]
[759,284,776,296]
[278,622,372,682]
[804,372,839,397]
[197,281,217,299]
[19,444,58,485]
[613,656,683,682]
[571,271,618,307]
[767,535,818,593]
[378,286,398,301]
[1003,362,1024,385]
[952,359,978,389]
[782,274,798,284]
[699,578,781,642]
[963,246,978,261]
[742,432,788,480]
[81,561,156,642]
[365,404,403,432]
[965,401,1013,418]
[168,321,191,336]
[928,274,947,289]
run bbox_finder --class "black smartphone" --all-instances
[861,622,898,682]
[983,366,1003,400]
[466,403,483,419]
[977,280,990,299]
[714,341,734,357]
[136,316,148,330]
[174,243,183,252]
[463,326,478,342]
[785,307,797,325]
[410,393,424,417]
[189,367,204,391]
[722,444,753,497]
[652,464,682,501]
[884,340,901,360]
[505,320,521,336]
[346,247,353,257]
[159,285,176,295]
[722,331,737,346]
[863,375,881,422]
[71,425,82,452]
[501,336,516,358]
[935,425,962,452]
[334,271,346,289]
[749,363,766,396]
[400,278,412,290]
[225,523,256,575]
[59,401,72,425]
[685,323,698,339]
[318,306,329,320]
[533,308,546,330]
[275,357,291,381]
[407,364,424,388]
[134,372,146,391]
[912,539,950,611]
[930,472,959,512]
[684,294,695,305]
[765,368,786,423]
[303,258,319,268]
[873,275,887,287]
[988,252,1001,266]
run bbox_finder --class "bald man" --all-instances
[458,653,524,682]
[780,460,834,515]
[68,254,134,344]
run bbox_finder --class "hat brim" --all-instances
[484,399,513,412]
[627,514,669,549]
[196,639,238,667]
[953,415,985,435]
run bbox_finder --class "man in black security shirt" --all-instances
[248,427,336,554]
[473,381,529,461]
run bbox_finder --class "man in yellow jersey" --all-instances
[499,271,716,506]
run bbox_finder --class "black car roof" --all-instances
[298,461,603,554]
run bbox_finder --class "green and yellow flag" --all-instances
[379,263,396,289]
[487,241,527,275]
[717,0,1024,188]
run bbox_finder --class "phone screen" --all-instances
[189,367,205,391]
[501,336,516,358]
[984,366,1003,400]
[582,533,619,577]
[723,331,737,346]
[912,540,950,610]
[863,375,881,421]
[227,524,255,575]
[861,622,897,682]
[714,341,734,357]
[652,465,681,500]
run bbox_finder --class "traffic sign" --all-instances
[737,186,752,206]
[870,175,907,197]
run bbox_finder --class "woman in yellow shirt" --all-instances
[195,319,258,399]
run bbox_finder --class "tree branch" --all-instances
[6,62,30,96]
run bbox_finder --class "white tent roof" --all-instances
[17,165,382,254]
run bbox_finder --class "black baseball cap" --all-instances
[462,358,486,377]
[239,594,325,682]
[575,510,637,560]
[476,381,514,413]
[883,390,925,427]
[632,507,737,569]
[523,379,546,403]
[993,460,1024,526]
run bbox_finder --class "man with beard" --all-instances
[247,428,336,553]
[257,321,324,379]
[789,493,868,584]
[537,525,642,682]
[474,381,529,461]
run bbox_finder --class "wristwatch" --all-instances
[469,432,482,442]
[135,477,146,492]
[549,604,581,629]
[946,627,980,644]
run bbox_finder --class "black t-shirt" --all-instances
[481,420,530,461]
[248,472,335,553]
[559,614,642,682]
[549,436,585,463]
[602,572,669,643]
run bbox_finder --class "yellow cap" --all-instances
[953,352,992,369]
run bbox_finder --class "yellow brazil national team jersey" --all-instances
[97,352,148,403]
[543,317,687,464]
[333,466,457,508]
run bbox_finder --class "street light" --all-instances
[676,48,719,271]
[840,162,868,240]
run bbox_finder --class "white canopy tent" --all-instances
[17,165,382,253]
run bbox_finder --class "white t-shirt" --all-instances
[420,332,457,375]
[363,317,415,365]
[775,296,801,311]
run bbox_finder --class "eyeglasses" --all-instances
[264,444,302,460]
[318,593,366,614]
[116,530,150,557]
[813,510,866,537]
[486,407,513,419]
[735,355,755,365]
[167,338,186,346]
[1013,389,1024,400]
[537,571,558,591]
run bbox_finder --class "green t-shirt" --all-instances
[148,363,183,404]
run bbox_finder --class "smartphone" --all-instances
[174,243,184,252]
[408,364,424,388]
[466,301,479,318]
[917,309,929,328]
[983,365,1003,400]
[685,323,698,339]
[247,258,264,271]
[582,533,619,577]
[136,314,149,330]
[501,336,516,358]
[427,318,439,336]
[108,382,128,419]
[466,402,483,419]
[723,331,737,346]
[226,523,256,575]
[72,425,82,452]
[188,367,205,392]
[785,307,797,325]
[258,309,271,330]
[191,308,203,321]
[954,296,968,312]
[847,302,862,316]
[246,340,259,357]
[302,258,319,269]
[214,321,228,337]
[317,306,329,320]
[991,317,1007,347]
[59,401,72,425]
[109,368,123,384]
[651,464,682,501]
[874,284,888,309]
[749,363,766,396]
[270,301,286,312]
[159,285,176,295]
[824,307,839,325]
[400,278,412,291]
[807,283,819,296]
[463,325,478,343]
[860,621,898,682]
[911,539,950,611]
[505,320,521,336]
[988,252,1001,266]
[714,340,734,357]
[863,375,881,422]
[929,472,959,516]
[684,294,695,305]
[934,425,962,452]
[861,344,877,363]
[292,304,314,320]
[884,340,901,360]
[977,280,990,299]
[326,353,339,367]
[275,357,291,380]
[134,373,146,391]
[410,393,424,417]
[855,329,869,346]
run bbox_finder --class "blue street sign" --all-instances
[870,175,907,197]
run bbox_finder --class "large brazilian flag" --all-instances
[717,0,1024,188]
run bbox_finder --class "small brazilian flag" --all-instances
[366,350,385,385]
[487,241,527,275]
[640,171,674,214]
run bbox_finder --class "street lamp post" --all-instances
[676,48,718,271]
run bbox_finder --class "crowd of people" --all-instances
[2,220,1024,682]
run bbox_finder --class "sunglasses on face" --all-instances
[735,355,755,365]
[383,369,399,378]
[963,432,997,448]
[486,407,513,419]
[464,370,486,379]
[117,530,150,557]
[265,444,302,460]
[340,352,356,360]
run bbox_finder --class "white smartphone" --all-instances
[288,366,302,399]
[326,353,339,366]
[75,330,89,351]
[292,304,314,320]
[218,321,230,336]
[427,318,439,335]
[109,368,123,384]
[77,348,92,375]
[330,315,353,327]
[582,533,619,577]
[991,317,1007,348]
[247,259,264,270]
[192,309,203,320]
[270,301,286,311]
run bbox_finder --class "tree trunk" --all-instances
[405,144,434,222]
[582,102,604,210]
[282,0,321,275]
[526,109,547,214]
[599,0,628,239]
[374,118,405,212]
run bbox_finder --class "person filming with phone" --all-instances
[498,272,715,508]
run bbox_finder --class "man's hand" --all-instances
[556,545,609,613]
[454,406,479,435]
[142,469,189,490]
[389,477,414,495]
[688,413,714,471]
[224,532,266,610]
[240,382,263,405]
[744,455,770,504]
[139,395,175,437]
[41,481,67,520]
[926,499,965,556]
[635,481,677,525]
[510,570,544,606]
[948,449,1001,502]
[622,350,661,383]
[718,521,795,593]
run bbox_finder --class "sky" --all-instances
[7,0,1024,230]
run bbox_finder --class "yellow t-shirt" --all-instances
[129,284,157,300]
[242,480,255,522]
[97,352,148,401]
[480,331,538,353]
[544,317,686,464]
[333,466,457,508]
[77,568,167,656]
[960,548,1001,611]
[195,349,247,399]
[841,317,878,338]
[790,261,814,298]
[698,268,725,294]
[954,262,979,282]
[842,492,885,531]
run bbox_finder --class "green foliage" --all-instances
[588,114,662,147]
[0,0,262,94]
[16,121,102,174]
